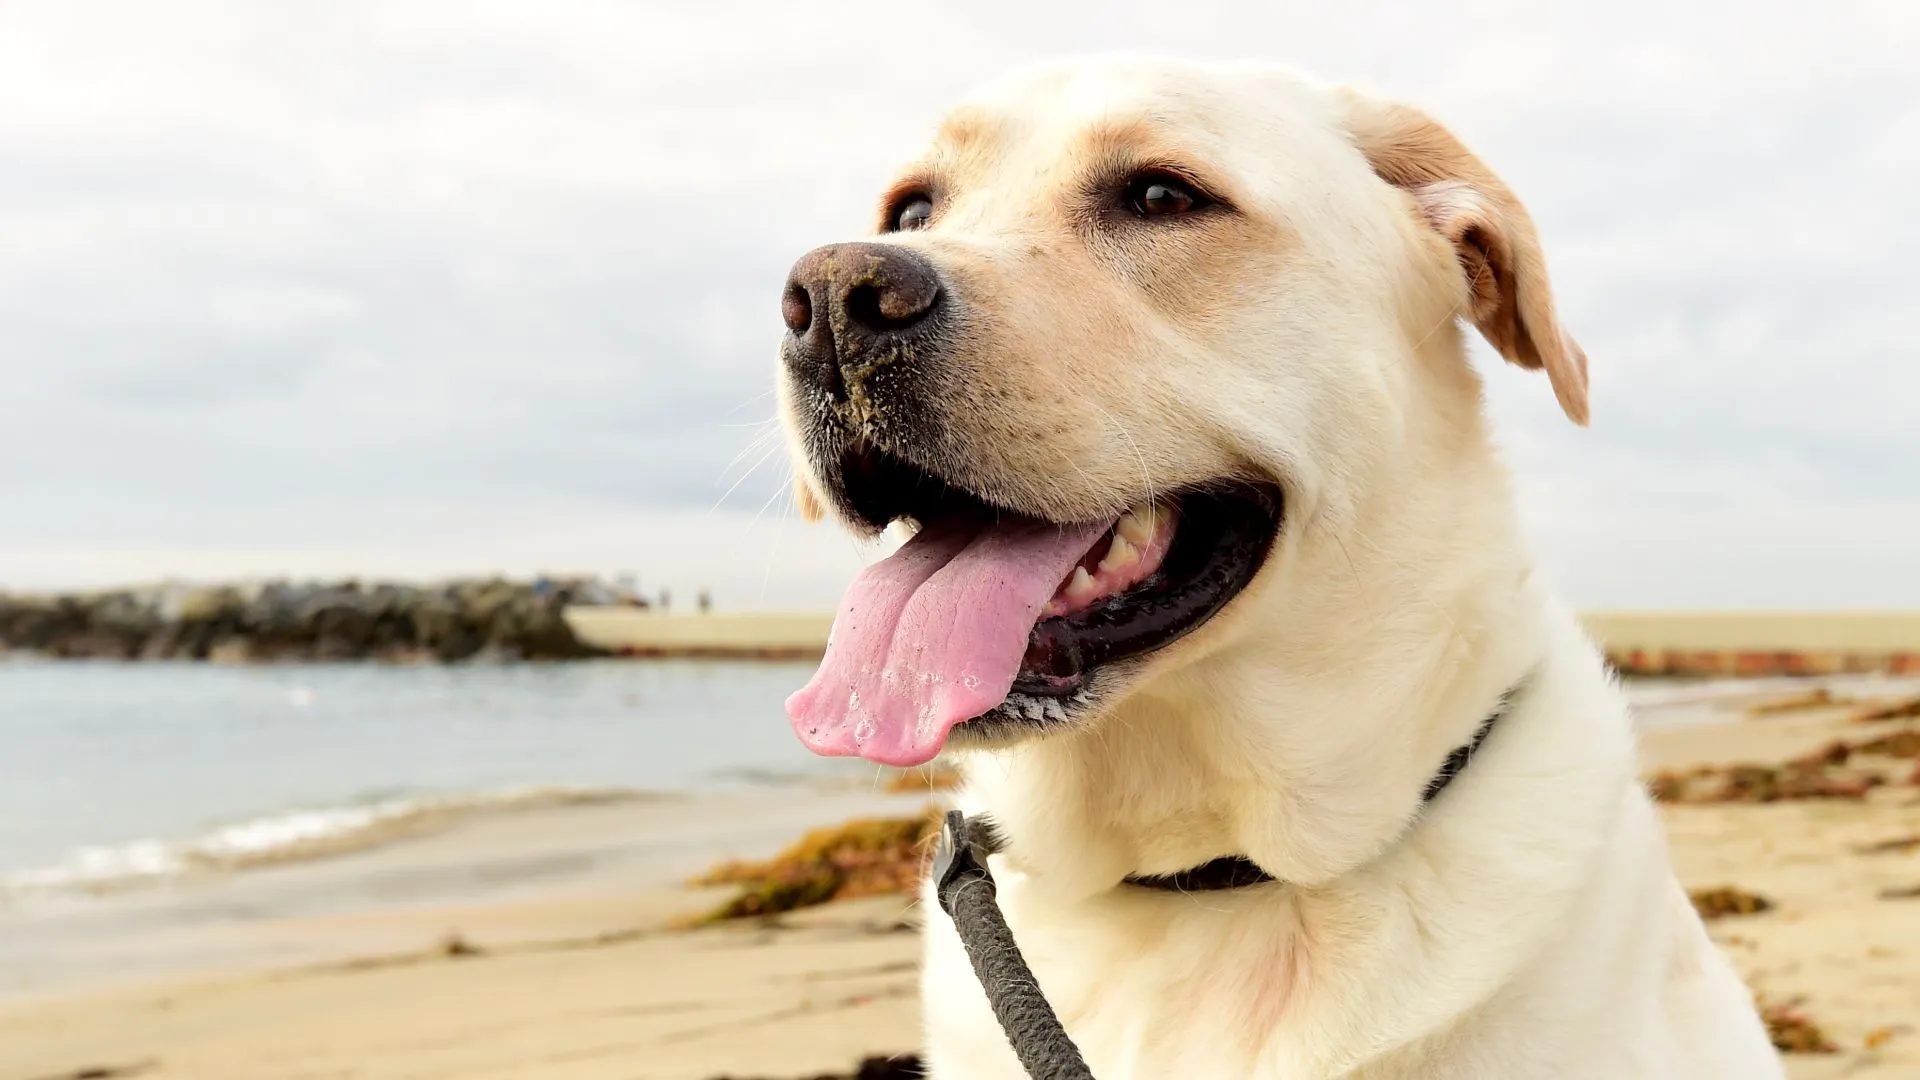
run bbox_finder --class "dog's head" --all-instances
[777,57,1586,770]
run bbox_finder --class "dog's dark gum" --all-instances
[1008,486,1282,698]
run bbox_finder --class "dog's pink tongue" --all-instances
[787,515,1112,767]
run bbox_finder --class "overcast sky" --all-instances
[1,1,1914,608]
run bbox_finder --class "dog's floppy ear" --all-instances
[1341,90,1590,425]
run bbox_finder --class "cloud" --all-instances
[0,1,1914,606]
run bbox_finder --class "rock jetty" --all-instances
[0,577,641,662]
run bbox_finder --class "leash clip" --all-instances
[933,810,989,913]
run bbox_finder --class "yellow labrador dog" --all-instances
[775,56,1781,1079]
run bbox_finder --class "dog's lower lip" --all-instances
[1002,484,1283,702]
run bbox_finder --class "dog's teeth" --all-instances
[1116,509,1153,545]
[1099,533,1137,574]
[1064,566,1099,605]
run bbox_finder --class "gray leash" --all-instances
[933,811,1095,1080]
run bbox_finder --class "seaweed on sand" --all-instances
[1644,727,1920,804]
[1854,834,1920,855]
[1850,728,1920,759]
[1688,886,1775,920]
[708,1054,924,1080]
[693,807,943,922]
[1759,998,1839,1054]
[1853,694,1920,723]
[1647,759,1882,804]
[1747,687,1852,717]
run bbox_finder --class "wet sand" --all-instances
[4,683,1920,1079]
[0,787,927,1001]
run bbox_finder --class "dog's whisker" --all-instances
[706,441,783,518]
[754,475,795,606]
[1090,398,1157,514]
[721,388,775,419]
[717,423,781,479]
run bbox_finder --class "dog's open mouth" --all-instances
[786,445,1282,766]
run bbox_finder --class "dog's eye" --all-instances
[1125,172,1209,218]
[888,194,934,232]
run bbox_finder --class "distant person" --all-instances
[697,590,712,613]
[658,589,670,611]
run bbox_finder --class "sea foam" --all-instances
[2,786,639,899]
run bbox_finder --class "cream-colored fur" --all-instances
[781,55,1780,1079]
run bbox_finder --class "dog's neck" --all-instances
[957,402,1550,899]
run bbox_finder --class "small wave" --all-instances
[707,765,840,787]
[2,786,644,899]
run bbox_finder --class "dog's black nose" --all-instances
[781,242,943,403]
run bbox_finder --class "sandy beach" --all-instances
[5,681,1920,1079]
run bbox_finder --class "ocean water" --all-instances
[0,657,855,895]
[13,657,1894,902]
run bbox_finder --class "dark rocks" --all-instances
[0,577,634,663]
